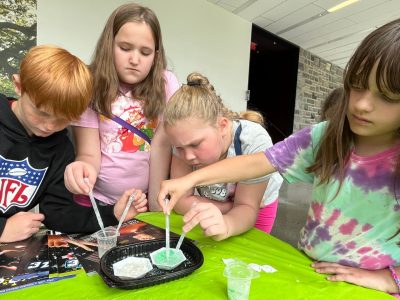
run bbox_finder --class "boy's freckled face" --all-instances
[165,117,225,167]
[12,94,70,137]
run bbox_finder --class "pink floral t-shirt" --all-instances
[72,70,179,204]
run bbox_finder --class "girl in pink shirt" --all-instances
[64,3,179,226]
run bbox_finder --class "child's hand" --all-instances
[64,161,97,194]
[312,261,397,293]
[134,193,148,213]
[113,189,146,222]
[158,177,194,214]
[182,202,229,241]
[0,212,44,243]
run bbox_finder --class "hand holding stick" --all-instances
[116,192,136,233]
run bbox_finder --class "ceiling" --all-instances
[207,0,400,69]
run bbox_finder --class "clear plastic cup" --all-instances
[93,227,119,258]
[223,260,259,300]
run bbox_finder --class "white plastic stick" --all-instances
[175,201,196,250]
[84,178,105,234]
[165,198,170,258]
[175,231,186,250]
[116,192,136,233]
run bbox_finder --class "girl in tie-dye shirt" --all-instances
[157,19,400,295]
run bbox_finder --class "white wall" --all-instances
[37,0,251,112]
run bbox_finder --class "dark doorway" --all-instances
[248,24,299,143]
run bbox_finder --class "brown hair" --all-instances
[163,72,264,128]
[19,45,92,121]
[308,18,400,185]
[320,86,343,121]
[90,3,166,120]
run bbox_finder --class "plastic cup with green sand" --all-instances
[224,260,259,300]
[150,199,187,270]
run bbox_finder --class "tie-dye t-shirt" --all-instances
[265,121,400,270]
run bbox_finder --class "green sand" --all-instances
[153,249,183,265]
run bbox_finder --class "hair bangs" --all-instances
[344,51,375,92]
[20,45,92,121]
[345,19,400,95]
[376,46,400,96]
[91,3,166,119]
[31,74,92,121]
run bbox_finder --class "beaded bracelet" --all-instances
[389,265,400,292]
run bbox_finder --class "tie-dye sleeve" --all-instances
[265,122,328,184]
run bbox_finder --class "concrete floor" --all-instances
[270,181,312,247]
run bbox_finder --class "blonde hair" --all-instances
[90,3,166,120]
[19,45,92,120]
[163,72,264,127]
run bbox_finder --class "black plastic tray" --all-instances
[99,237,203,289]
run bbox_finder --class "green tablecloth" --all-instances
[3,212,393,300]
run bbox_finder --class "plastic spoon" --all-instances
[84,178,105,234]
[165,198,170,259]
[116,192,136,233]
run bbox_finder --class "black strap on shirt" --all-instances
[234,123,242,156]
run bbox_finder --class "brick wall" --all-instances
[293,48,344,131]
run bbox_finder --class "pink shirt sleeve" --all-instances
[71,106,99,128]
[164,70,180,102]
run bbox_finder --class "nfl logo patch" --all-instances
[0,155,47,212]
